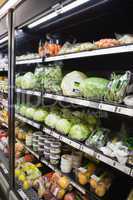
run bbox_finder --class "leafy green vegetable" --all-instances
[20,105,28,116]
[16,76,23,88]
[33,109,48,122]
[61,71,87,96]
[125,137,133,150]
[45,113,60,128]
[105,71,131,103]
[56,118,72,134]
[25,107,36,119]
[21,72,37,89]
[42,64,62,93]
[69,123,91,141]
[80,77,109,99]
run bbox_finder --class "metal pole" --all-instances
[8,8,15,189]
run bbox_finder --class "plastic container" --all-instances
[33,144,38,152]
[50,142,61,154]
[61,154,72,173]
[44,151,50,160]
[25,133,32,147]
[50,154,60,165]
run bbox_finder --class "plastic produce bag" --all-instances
[105,71,132,103]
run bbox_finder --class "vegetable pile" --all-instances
[17,104,98,141]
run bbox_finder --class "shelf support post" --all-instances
[8,8,15,189]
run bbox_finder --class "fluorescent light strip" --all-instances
[61,0,91,13]
[28,11,58,28]
[0,36,8,44]
[28,0,91,29]
[0,0,22,19]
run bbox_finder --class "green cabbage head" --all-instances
[45,113,60,128]
[69,123,91,141]
[56,118,72,134]
[33,109,48,122]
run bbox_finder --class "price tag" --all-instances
[80,145,94,157]
[33,91,41,96]
[99,103,116,113]
[70,181,86,194]
[70,140,80,150]
[52,131,60,139]
[116,107,133,117]
[26,90,33,95]
[43,127,51,135]
[17,189,29,200]
[60,136,71,145]
[41,159,48,166]
[48,164,55,171]
[0,163,8,174]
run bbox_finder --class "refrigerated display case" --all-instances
[0,0,133,200]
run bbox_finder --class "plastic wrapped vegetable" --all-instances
[85,128,110,148]
[45,113,60,128]
[90,169,113,197]
[33,109,48,122]
[21,72,37,89]
[55,118,72,134]
[34,66,44,89]
[61,71,87,97]
[80,77,109,100]
[69,123,91,141]
[25,107,36,119]
[42,64,62,93]
[105,71,131,103]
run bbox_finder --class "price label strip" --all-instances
[70,180,86,194]
[99,103,116,113]
[80,145,94,157]
[17,189,29,200]
[43,127,52,135]
[52,131,60,139]
[96,153,131,176]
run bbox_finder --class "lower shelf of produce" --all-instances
[15,113,133,178]
[0,150,40,200]
[16,139,105,200]
[16,180,41,200]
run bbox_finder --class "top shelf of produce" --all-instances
[16,39,133,65]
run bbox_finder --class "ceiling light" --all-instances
[28,12,58,29]
[28,0,91,29]
[0,36,8,44]
[61,0,91,14]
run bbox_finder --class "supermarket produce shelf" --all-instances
[15,114,41,129]
[0,67,8,72]
[43,93,133,117]
[16,139,97,197]
[15,89,133,117]
[0,117,8,128]
[16,180,41,200]
[16,44,133,65]
[16,58,42,65]
[16,88,41,96]
[15,113,133,178]
[0,90,8,94]
[0,151,9,198]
